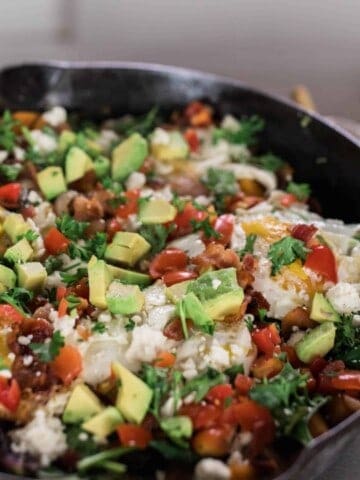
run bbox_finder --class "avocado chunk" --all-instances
[160,416,193,446]
[151,130,189,161]
[203,289,244,321]
[106,281,144,314]
[111,133,148,181]
[82,406,123,439]
[88,256,113,309]
[105,232,151,267]
[16,262,47,291]
[0,264,16,290]
[4,239,33,264]
[139,198,177,224]
[178,292,214,334]
[65,146,94,184]
[112,362,153,424]
[93,155,111,179]
[63,384,104,424]
[295,322,336,363]
[166,280,192,303]
[3,214,30,243]
[37,166,67,200]
[310,292,340,323]
[107,264,152,288]
[58,130,76,152]
[187,268,240,302]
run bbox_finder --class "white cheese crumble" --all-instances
[326,282,360,314]
[30,130,57,154]
[126,171,146,191]
[49,309,76,338]
[168,233,205,258]
[42,106,67,127]
[0,150,8,163]
[195,458,231,480]
[10,409,67,466]
[13,146,25,161]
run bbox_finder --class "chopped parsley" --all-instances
[141,364,172,417]
[0,287,33,314]
[139,224,174,255]
[60,267,88,286]
[268,236,309,275]
[44,255,63,274]
[0,110,18,151]
[56,214,89,241]
[69,233,107,261]
[238,233,257,258]
[213,115,265,146]
[332,315,360,368]
[124,319,135,331]
[66,424,98,458]
[201,167,238,213]
[101,176,124,195]
[180,368,226,402]
[115,107,159,137]
[16,230,39,243]
[30,331,65,363]
[65,294,81,310]
[250,363,328,445]
[92,322,107,334]
[286,181,311,201]
[190,217,220,239]
[255,153,285,172]
[0,163,22,181]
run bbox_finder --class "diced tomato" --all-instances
[116,189,140,219]
[117,424,152,449]
[51,345,82,385]
[184,128,200,152]
[251,356,284,379]
[172,202,207,237]
[251,323,281,357]
[0,377,21,412]
[304,245,337,283]
[280,193,297,208]
[44,227,70,255]
[234,374,254,395]
[0,304,24,327]
[162,270,198,286]
[56,286,67,302]
[58,298,68,317]
[21,205,36,219]
[0,183,21,204]
[291,224,317,244]
[206,384,234,406]
[318,369,360,393]
[192,425,233,456]
[153,351,176,368]
[106,218,122,241]
[205,214,234,246]
[180,403,222,430]
[185,101,213,127]
[163,318,192,341]
[149,248,188,279]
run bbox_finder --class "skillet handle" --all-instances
[291,85,317,111]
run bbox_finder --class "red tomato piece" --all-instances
[106,218,122,241]
[234,374,254,395]
[51,345,82,385]
[163,318,191,341]
[44,227,70,255]
[116,189,140,219]
[304,244,337,283]
[207,214,234,246]
[251,323,281,357]
[162,270,198,286]
[0,183,21,204]
[117,424,152,449]
[0,377,21,412]
[149,248,188,279]
[222,399,274,436]
[192,425,233,456]
[206,384,234,406]
[56,286,67,302]
[180,403,222,430]
[184,128,200,152]
[0,304,24,327]
[291,224,317,243]
[280,193,297,207]
[173,202,207,237]
[319,370,360,393]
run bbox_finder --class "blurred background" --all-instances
[1,0,359,120]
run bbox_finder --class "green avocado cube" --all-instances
[105,232,150,267]
[295,322,336,364]
[4,238,33,264]
[3,213,30,243]
[186,267,239,302]
[63,384,104,424]
[111,133,148,181]
[93,155,111,179]
[179,292,214,334]
[106,281,144,314]
[112,362,153,424]
[37,166,67,200]
[151,131,189,161]
[16,262,47,291]
[82,406,123,439]
[65,146,94,184]
[203,289,244,321]
[58,130,76,152]
[107,264,152,288]
[0,264,16,290]
[166,280,192,303]
[310,292,340,323]
[139,198,177,224]
[88,256,113,309]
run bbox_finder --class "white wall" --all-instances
[1,0,359,119]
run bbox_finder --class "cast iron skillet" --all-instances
[0,62,359,480]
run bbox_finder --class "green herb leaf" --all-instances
[0,163,22,181]
[66,424,98,458]
[141,364,173,417]
[255,153,285,172]
[60,268,88,286]
[180,368,226,402]
[92,322,107,334]
[213,116,265,146]
[190,217,220,239]
[125,319,135,331]
[150,440,197,463]
[332,315,360,367]
[66,295,81,310]
[0,110,18,151]
[224,364,244,380]
[160,416,192,448]
[44,255,63,274]
[201,167,238,213]
[115,107,159,137]
[56,214,89,241]
[238,233,257,258]
[268,236,309,275]
[77,447,133,472]
[139,224,174,255]
[286,182,311,201]
[30,331,65,363]
[16,230,39,243]
[0,287,33,314]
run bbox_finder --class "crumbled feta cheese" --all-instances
[26,218,45,258]
[97,129,119,151]
[98,311,113,324]
[195,458,231,480]
[0,369,12,379]
[160,396,181,417]
[78,432,89,441]
[13,146,25,161]
[231,223,246,251]
[0,150,8,163]
[221,114,240,132]
[42,106,67,127]
[30,130,57,154]
[18,335,32,346]
[168,233,205,258]
[45,392,70,416]
[144,282,168,309]
[147,305,176,330]
[151,128,171,145]
[326,282,360,314]
[49,309,76,338]
[10,409,67,466]
[126,171,146,191]
[32,202,56,230]
[212,278,222,290]
[27,190,43,205]
[23,355,34,366]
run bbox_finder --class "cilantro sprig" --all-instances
[30,331,65,363]
[201,167,238,213]
[237,233,257,258]
[213,115,265,146]
[0,110,18,151]
[286,181,311,201]
[0,287,33,314]
[268,236,309,275]
[56,214,89,241]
